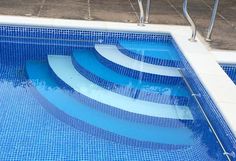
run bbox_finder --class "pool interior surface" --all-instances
[0,27,233,160]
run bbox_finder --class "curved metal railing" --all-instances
[183,0,197,42]
[145,0,151,23]
[206,0,219,41]
[137,0,145,26]
[138,0,220,42]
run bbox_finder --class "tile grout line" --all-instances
[129,0,139,22]
[37,0,46,17]
[201,0,236,30]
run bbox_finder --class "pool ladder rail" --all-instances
[205,0,219,41]
[137,0,145,26]
[137,0,219,42]
[137,0,197,42]
[183,0,197,42]
[137,0,151,26]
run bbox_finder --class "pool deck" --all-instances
[0,0,235,50]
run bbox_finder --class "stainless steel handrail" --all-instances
[138,0,145,26]
[183,0,197,42]
[178,68,233,161]
[145,0,151,23]
[206,0,220,41]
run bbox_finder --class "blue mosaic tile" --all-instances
[220,64,236,84]
[0,25,171,46]
[0,24,233,160]
[172,39,236,160]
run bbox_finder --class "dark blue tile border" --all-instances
[117,42,182,67]
[71,49,190,106]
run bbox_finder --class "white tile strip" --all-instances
[0,15,235,136]
[95,44,181,77]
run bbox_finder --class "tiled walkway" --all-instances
[0,0,235,50]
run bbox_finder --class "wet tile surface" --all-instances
[0,0,235,50]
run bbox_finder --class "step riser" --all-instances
[51,58,193,128]
[95,49,183,85]
[28,84,190,150]
[72,51,190,106]
[47,55,193,120]
[26,62,193,149]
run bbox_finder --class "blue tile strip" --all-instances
[117,42,182,67]
[0,25,171,46]
[71,49,190,106]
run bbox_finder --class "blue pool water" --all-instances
[0,25,235,161]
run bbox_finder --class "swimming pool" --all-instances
[0,20,235,160]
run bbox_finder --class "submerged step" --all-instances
[48,55,193,120]
[94,44,182,84]
[72,49,190,106]
[118,40,182,67]
[26,61,194,148]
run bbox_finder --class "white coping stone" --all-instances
[211,50,236,64]
[48,55,193,120]
[0,15,235,136]
[95,44,181,77]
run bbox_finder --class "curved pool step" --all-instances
[72,49,190,106]
[26,61,194,149]
[48,55,193,121]
[94,44,182,84]
[118,40,182,67]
